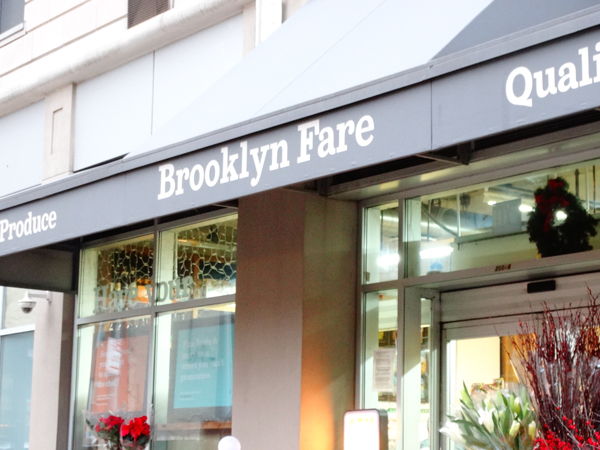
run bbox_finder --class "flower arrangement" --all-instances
[511,289,600,444]
[441,383,538,450]
[85,412,151,450]
[120,416,151,450]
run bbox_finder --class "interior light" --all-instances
[377,254,400,267]
[487,201,497,206]
[420,246,454,259]
[519,205,533,213]
[556,211,567,220]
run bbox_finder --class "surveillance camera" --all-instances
[17,291,49,314]
[18,297,36,314]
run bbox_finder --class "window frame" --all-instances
[68,208,238,450]
[357,130,600,450]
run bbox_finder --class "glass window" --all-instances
[154,304,235,449]
[406,159,600,276]
[79,234,154,317]
[362,289,398,450]
[73,316,151,449]
[0,331,33,449]
[74,214,237,450]
[157,215,237,304]
[364,203,399,284]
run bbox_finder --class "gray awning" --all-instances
[0,0,600,260]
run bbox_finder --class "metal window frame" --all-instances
[356,129,600,450]
[68,208,238,450]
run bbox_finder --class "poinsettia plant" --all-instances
[120,415,151,450]
[85,413,124,450]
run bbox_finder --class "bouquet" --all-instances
[120,415,151,450]
[441,383,537,450]
[85,413,124,450]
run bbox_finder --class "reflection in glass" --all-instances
[73,316,151,449]
[154,305,235,450]
[0,332,33,449]
[363,290,397,450]
[157,215,237,304]
[79,235,154,317]
[364,203,399,284]
[406,159,600,276]
[3,287,36,328]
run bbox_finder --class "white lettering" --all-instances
[250,145,269,187]
[175,168,190,196]
[336,120,355,153]
[158,164,176,200]
[205,160,220,187]
[190,164,204,191]
[579,47,593,87]
[23,212,32,236]
[239,141,250,179]
[355,115,375,147]
[318,127,336,157]
[48,211,57,229]
[594,42,600,83]
[297,120,320,163]
[41,214,49,231]
[506,66,533,107]
[533,68,557,98]
[269,140,290,170]
[0,220,8,242]
[558,62,579,92]
[220,147,240,183]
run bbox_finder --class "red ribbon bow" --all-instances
[535,179,569,232]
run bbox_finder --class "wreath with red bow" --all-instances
[527,177,598,257]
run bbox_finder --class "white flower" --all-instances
[441,422,466,445]
[509,421,520,438]
[478,408,495,433]
[528,422,537,440]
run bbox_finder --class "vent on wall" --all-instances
[128,0,170,28]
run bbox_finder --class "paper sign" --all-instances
[373,348,395,392]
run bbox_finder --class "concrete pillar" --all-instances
[233,188,357,450]
[29,293,75,450]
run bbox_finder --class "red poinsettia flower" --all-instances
[122,416,150,442]
[100,415,124,431]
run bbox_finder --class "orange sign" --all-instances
[90,335,149,413]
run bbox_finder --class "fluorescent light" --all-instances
[488,201,497,206]
[420,246,453,259]
[377,254,400,267]
[556,211,567,220]
[519,205,533,213]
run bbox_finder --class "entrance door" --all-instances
[436,272,600,450]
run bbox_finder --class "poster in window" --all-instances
[88,323,150,414]
[168,312,234,422]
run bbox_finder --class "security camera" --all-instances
[18,291,50,314]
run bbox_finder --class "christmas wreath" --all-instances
[527,177,598,257]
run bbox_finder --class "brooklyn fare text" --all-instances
[157,115,375,200]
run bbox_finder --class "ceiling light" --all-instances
[377,254,400,267]
[488,201,497,206]
[556,211,567,220]
[519,205,533,213]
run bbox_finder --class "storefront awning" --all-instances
[0,0,600,263]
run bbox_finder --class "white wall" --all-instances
[0,101,44,198]
[152,13,244,133]
[74,54,154,171]
[74,14,244,171]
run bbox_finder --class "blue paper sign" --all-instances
[172,320,234,410]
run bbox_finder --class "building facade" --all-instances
[2,1,600,450]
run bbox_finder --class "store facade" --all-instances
[4,4,600,450]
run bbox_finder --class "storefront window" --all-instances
[154,305,235,449]
[73,316,151,449]
[364,203,399,284]
[79,234,154,317]
[157,215,237,304]
[74,214,237,450]
[406,159,600,276]
[0,331,33,449]
[362,289,398,449]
